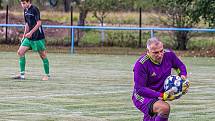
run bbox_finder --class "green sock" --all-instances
[42,58,49,75]
[19,56,25,75]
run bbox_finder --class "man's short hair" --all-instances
[146,37,162,50]
[20,0,30,2]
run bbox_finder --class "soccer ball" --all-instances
[164,75,183,98]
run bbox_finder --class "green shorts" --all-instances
[21,38,46,52]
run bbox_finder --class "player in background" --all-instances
[132,37,190,121]
[13,0,50,81]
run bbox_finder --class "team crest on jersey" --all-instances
[151,72,157,77]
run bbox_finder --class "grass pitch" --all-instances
[0,52,215,121]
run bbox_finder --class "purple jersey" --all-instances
[132,49,187,110]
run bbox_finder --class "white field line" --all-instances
[0,90,131,101]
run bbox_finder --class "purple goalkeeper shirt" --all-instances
[132,49,187,102]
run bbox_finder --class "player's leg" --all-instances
[132,94,158,121]
[152,100,170,121]
[38,50,50,80]
[32,39,50,80]
[13,45,29,79]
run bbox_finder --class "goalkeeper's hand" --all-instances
[161,89,178,101]
[181,75,190,95]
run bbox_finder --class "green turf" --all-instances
[0,52,215,121]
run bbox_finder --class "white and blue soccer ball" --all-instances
[164,75,183,98]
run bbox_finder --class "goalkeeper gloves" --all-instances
[161,89,177,101]
[181,75,190,95]
[182,79,190,95]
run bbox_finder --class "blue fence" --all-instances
[1,23,215,53]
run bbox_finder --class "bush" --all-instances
[79,30,152,48]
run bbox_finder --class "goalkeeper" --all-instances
[13,0,50,81]
[132,37,189,121]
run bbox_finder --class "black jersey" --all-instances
[24,5,45,40]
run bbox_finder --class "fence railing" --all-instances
[1,24,215,53]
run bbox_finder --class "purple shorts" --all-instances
[132,93,159,121]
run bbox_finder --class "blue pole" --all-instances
[71,28,75,54]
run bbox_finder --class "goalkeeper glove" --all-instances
[182,79,190,95]
[161,89,176,101]
[181,75,190,95]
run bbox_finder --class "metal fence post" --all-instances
[71,27,75,54]
[6,5,8,42]
[139,7,142,48]
[150,30,154,38]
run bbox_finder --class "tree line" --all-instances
[0,0,214,50]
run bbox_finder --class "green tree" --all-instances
[155,0,198,50]
[133,0,155,11]
[193,0,215,27]
[74,0,91,26]
[89,0,119,45]
[90,0,118,26]
[70,0,92,46]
